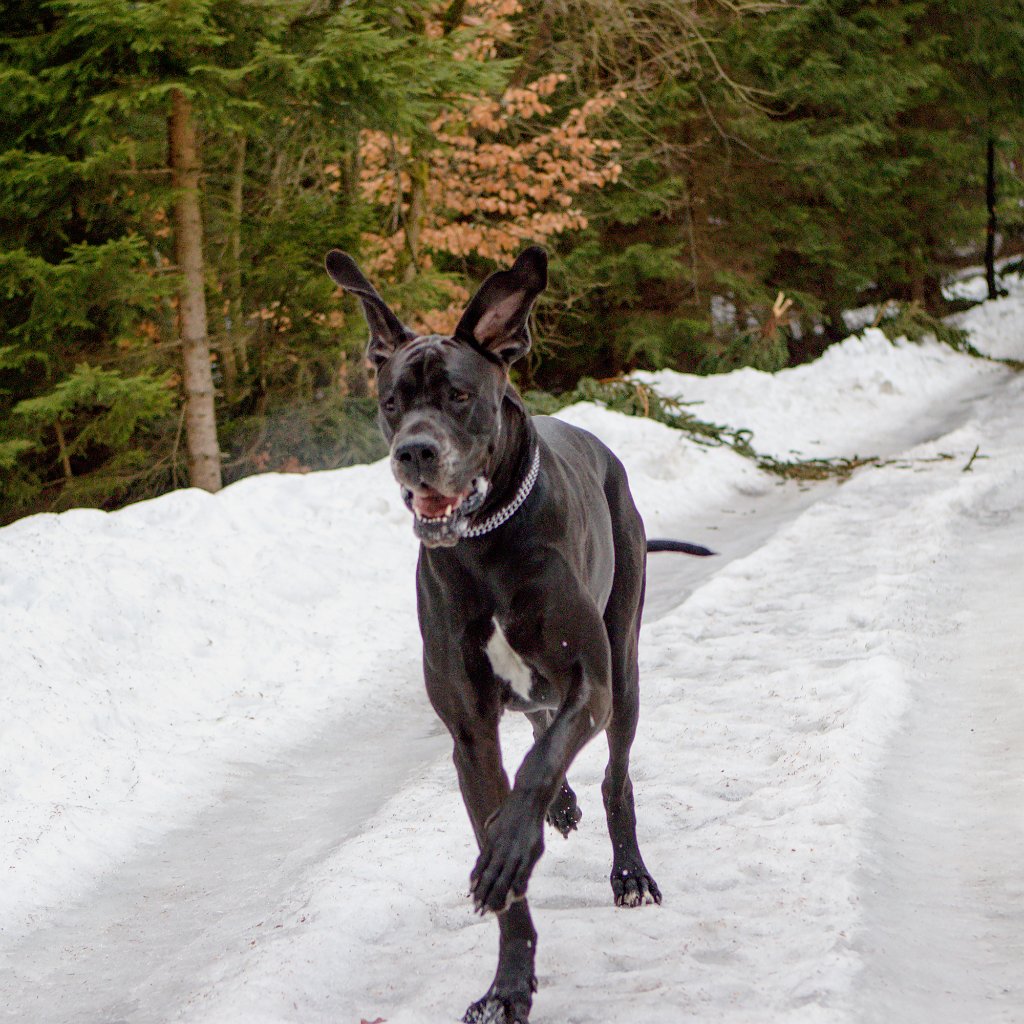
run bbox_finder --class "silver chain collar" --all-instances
[464,445,541,539]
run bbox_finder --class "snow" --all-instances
[947,271,1024,360]
[0,462,421,933]
[635,271,1023,464]
[943,256,1023,303]
[2,276,1023,1023]
[634,331,1001,463]
[854,463,1024,1024]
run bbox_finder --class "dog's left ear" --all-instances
[325,249,415,367]
[455,246,547,365]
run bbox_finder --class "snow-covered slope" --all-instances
[634,293,1018,462]
[2,276,1022,1023]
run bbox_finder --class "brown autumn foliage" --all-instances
[358,0,623,333]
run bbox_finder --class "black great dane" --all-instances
[325,245,710,1023]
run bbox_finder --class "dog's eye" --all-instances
[449,389,470,403]
[382,398,397,414]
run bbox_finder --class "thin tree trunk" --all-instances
[403,154,428,282]
[169,87,222,492]
[219,147,240,400]
[910,270,943,311]
[441,0,466,35]
[507,2,553,90]
[985,133,998,301]
[224,133,248,394]
[54,420,73,480]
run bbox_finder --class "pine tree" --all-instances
[0,3,176,513]
[0,1,447,517]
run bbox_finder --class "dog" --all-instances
[325,245,710,1023]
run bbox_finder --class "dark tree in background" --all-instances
[949,0,1024,300]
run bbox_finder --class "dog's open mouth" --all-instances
[402,477,489,546]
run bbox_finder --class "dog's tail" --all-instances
[646,539,716,557]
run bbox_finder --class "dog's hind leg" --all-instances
[526,711,582,838]
[601,650,661,907]
[600,482,662,907]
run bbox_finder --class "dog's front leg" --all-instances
[449,718,538,1024]
[471,603,612,915]
[448,717,507,844]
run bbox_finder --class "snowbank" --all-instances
[947,270,1024,360]
[0,462,421,931]
[635,327,1007,462]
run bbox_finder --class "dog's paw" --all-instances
[470,805,543,914]
[611,863,662,908]
[545,783,582,839]
[462,981,535,1024]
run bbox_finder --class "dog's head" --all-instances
[325,246,547,548]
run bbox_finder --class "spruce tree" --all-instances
[0,1,461,518]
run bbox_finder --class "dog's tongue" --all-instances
[413,489,463,518]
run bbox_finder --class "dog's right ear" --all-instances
[325,250,415,368]
[454,246,548,366]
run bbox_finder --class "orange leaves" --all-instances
[253,450,311,474]
[417,303,462,336]
[137,320,160,342]
[454,0,520,59]
[530,73,568,99]
[324,163,342,194]
[466,98,505,132]
[277,455,311,474]
[152,207,171,239]
[502,87,553,120]
[359,75,623,273]
[353,0,623,277]
[255,301,292,332]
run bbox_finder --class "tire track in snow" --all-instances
[0,704,445,1024]
[852,385,1024,1023]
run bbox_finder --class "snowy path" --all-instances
[0,710,444,1024]
[2,285,1023,1023]
[1,478,823,1024]
[854,384,1024,1023]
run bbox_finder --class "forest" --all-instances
[1,0,1022,522]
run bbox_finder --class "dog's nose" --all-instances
[394,436,439,479]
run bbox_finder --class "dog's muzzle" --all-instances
[401,477,490,547]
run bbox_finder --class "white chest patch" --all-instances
[485,618,533,700]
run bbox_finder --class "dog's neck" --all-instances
[473,388,537,528]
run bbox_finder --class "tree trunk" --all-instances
[169,88,222,492]
[910,270,944,312]
[224,132,248,395]
[54,420,73,480]
[441,0,466,35]
[985,134,998,301]
[402,154,428,282]
[507,2,553,90]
